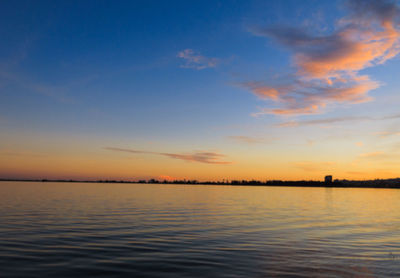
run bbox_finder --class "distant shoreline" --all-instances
[1,178,400,189]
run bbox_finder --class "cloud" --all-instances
[177,49,219,70]
[381,113,400,120]
[359,151,384,157]
[105,147,232,164]
[247,0,400,115]
[374,131,400,138]
[104,147,149,154]
[278,112,400,127]
[278,115,371,127]
[292,161,336,172]
[358,151,392,160]
[161,152,231,164]
[347,169,397,177]
[355,141,364,147]
[355,151,400,164]
[227,135,273,144]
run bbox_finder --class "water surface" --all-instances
[0,182,399,277]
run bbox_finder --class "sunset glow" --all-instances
[2,0,400,181]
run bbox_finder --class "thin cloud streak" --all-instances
[356,151,397,161]
[105,147,232,165]
[278,115,371,127]
[359,151,386,158]
[278,112,400,127]
[246,0,400,116]
[374,131,400,138]
[356,150,400,162]
[177,49,219,70]
[227,135,273,144]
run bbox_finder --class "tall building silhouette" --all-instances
[325,175,333,183]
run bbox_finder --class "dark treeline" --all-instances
[1,177,400,188]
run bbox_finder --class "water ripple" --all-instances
[0,182,399,277]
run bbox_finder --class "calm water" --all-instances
[0,182,399,277]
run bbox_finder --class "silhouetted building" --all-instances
[325,175,332,183]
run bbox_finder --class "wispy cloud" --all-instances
[356,150,400,163]
[357,151,395,161]
[374,131,400,138]
[347,169,397,177]
[227,135,274,144]
[359,151,386,158]
[246,0,400,116]
[278,112,400,127]
[105,147,232,164]
[177,49,219,70]
[278,115,371,127]
[355,141,364,147]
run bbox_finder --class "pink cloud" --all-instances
[247,0,400,116]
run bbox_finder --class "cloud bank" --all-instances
[105,147,232,164]
[247,0,400,116]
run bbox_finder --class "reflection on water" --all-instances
[0,182,399,277]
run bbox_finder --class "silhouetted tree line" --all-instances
[132,178,400,188]
[2,177,400,188]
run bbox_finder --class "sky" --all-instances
[1,0,400,181]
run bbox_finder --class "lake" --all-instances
[0,181,399,277]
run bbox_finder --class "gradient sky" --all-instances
[2,0,400,181]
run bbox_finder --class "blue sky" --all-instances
[2,0,400,180]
